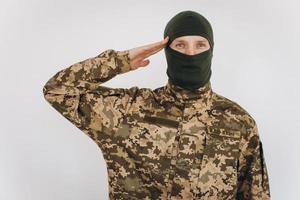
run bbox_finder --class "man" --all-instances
[43,10,270,200]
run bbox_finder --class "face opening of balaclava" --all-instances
[163,10,214,91]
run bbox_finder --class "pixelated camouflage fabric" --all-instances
[43,49,270,200]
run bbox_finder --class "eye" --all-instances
[197,43,206,48]
[175,43,185,48]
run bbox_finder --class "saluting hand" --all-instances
[128,36,169,70]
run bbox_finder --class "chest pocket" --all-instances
[196,126,241,199]
[121,114,179,176]
[143,114,180,129]
[119,114,179,161]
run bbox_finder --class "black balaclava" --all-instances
[164,10,214,91]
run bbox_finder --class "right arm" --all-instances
[42,37,169,145]
[42,49,138,143]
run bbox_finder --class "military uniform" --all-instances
[43,49,271,199]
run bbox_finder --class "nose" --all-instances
[185,47,196,55]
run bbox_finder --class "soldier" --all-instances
[43,10,270,200]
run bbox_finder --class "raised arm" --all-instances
[42,49,138,143]
[42,37,169,146]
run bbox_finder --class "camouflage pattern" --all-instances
[43,49,271,199]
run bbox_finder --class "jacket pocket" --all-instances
[114,114,178,162]
[143,114,180,129]
[195,126,241,199]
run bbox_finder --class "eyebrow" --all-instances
[175,40,206,43]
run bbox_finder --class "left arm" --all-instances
[236,122,271,199]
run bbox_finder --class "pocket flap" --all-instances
[143,114,179,128]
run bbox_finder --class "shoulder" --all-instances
[211,91,257,131]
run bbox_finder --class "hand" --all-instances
[128,36,169,70]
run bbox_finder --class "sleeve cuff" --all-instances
[115,49,132,74]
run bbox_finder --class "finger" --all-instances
[143,37,169,53]
[146,44,165,56]
[130,37,169,62]
[141,37,169,57]
[139,59,150,67]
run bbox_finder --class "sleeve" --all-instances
[42,49,139,145]
[236,122,271,200]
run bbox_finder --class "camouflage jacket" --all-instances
[43,49,271,200]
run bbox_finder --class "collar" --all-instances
[154,79,213,106]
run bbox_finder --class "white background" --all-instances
[1,0,299,199]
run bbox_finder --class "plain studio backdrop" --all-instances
[1,0,299,199]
